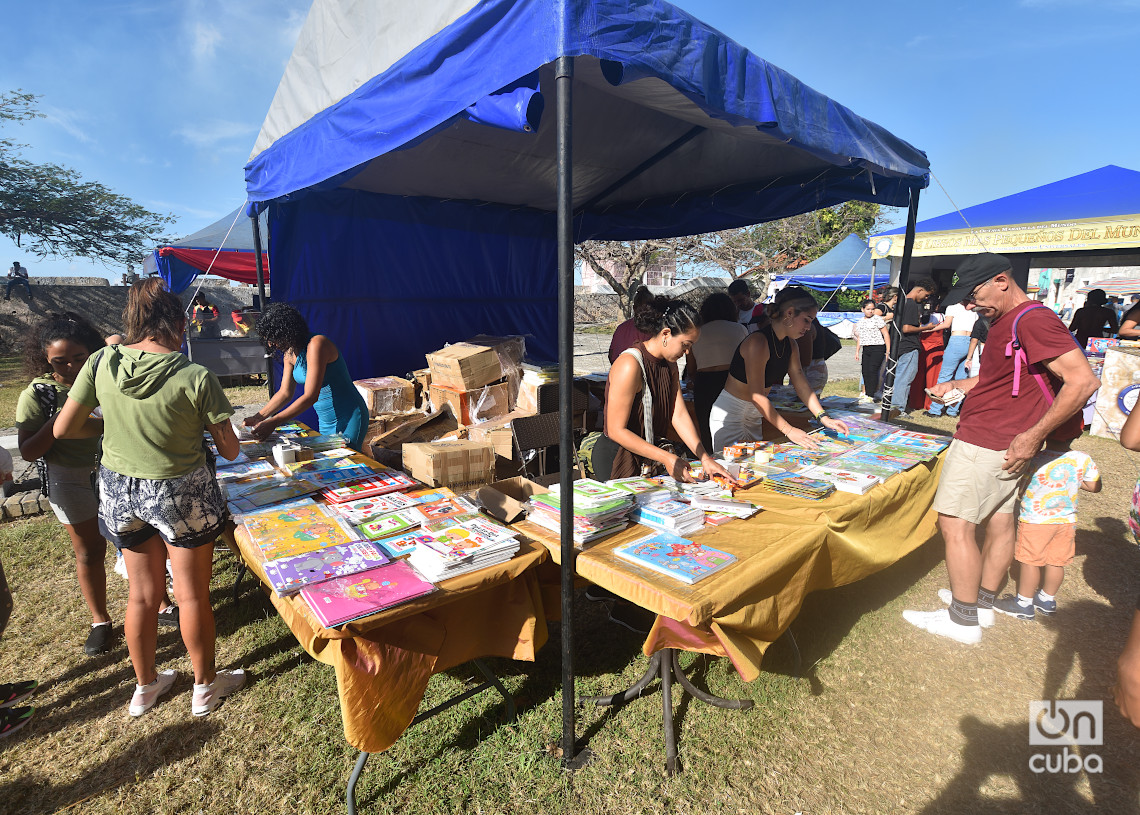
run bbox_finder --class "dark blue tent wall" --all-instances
[268,188,558,383]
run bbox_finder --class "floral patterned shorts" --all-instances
[98,465,228,551]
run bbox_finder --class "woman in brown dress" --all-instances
[592,296,736,483]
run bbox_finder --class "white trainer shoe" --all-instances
[191,669,246,716]
[902,609,982,644]
[130,670,177,717]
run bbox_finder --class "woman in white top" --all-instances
[684,293,748,452]
[925,299,978,417]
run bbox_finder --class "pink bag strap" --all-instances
[1005,303,1076,403]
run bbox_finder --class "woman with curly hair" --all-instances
[55,280,243,717]
[245,303,369,450]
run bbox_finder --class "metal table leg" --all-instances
[669,650,753,711]
[232,564,248,605]
[580,652,662,707]
[345,658,516,813]
[661,649,678,775]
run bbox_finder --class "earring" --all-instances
[662,336,669,347]
[783,318,792,327]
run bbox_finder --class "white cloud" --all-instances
[149,200,226,221]
[41,105,93,144]
[174,120,256,147]
[193,22,223,59]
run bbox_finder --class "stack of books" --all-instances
[241,502,362,562]
[758,471,835,501]
[319,467,419,502]
[300,561,436,628]
[613,531,736,585]
[801,464,881,495]
[630,497,706,535]
[526,479,634,546]
[687,495,762,524]
[407,516,521,581]
[606,476,675,504]
[355,507,429,541]
[326,491,425,525]
[292,433,350,452]
[262,540,391,597]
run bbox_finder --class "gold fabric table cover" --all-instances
[228,525,549,753]
[521,454,943,681]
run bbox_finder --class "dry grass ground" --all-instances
[1,380,1138,813]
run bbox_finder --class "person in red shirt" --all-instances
[607,286,655,364]
[902,253,1099,645]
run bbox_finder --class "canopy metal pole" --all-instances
[870,258,876,297]
[251,211,274,398]
[880,187,921,426]
[555,54,578,768]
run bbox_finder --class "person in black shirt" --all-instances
[888,278,938,416]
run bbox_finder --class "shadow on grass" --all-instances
[767,536,945,689]
[1,717,221,814]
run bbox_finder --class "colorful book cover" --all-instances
[613,532,737,585]
[377,531,435,559]
[319,469,418,502]
[806,465,881,494]
[402,486,457,505]
[300,561,436,627]
[215,459,277,483]
[263,540,390,596]
[243,503,361,561]
[416,496,478,522]
[827,454,900,481]
[328,493,422,525]
[356,508,427,540]
[229,494,315,517]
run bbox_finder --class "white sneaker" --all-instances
[192,669,246,716]
[129,670,177,717]
[902,609,982,644]
[937,588,994,628]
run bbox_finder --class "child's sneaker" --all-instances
[129,670,177,717]
[191,669,246,716]
[1033,593,1058,615]
[0,680,38,708]
[0,706,34,740]
[992,594,1035,620]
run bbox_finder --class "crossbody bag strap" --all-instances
[1006,304,1078,403]
[620,347,654,445]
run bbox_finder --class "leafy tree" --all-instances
[576,238,697,317]
[0,91,175,267]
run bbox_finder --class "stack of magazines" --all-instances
[630,497,706,535]
[758,471,835,501]
[526,479,633,546]
[407,515,521,581]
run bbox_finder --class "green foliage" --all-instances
[809,288,871,312]
[0,90,176,267]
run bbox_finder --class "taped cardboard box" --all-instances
[411,368,431,408]
[426,342,502,390]
[403,440,495,488]
[430,382,511,426]
[354,377,415,416]
[476,476,549,524]
[466,410,530,458]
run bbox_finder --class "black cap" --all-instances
[941,253,1013,308]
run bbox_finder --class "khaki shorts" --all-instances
[1016,522,1076,567]
[932,439,1025,524]
[47,463,99,526]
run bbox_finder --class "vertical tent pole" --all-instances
[880,187,921,426]
[555,54,577,767]
[251,210,274,398]
[870,258,876,297]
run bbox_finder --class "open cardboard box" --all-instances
[476,476,550,524]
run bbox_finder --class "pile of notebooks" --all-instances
[526,479,633,546]
[758,471,835,501]
[629,497,706,535]
[606,476,676,504]
[407,515,521,581]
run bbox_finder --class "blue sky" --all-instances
[3,0,1140,280]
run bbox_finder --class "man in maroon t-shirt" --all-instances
[608,286,655,364]
[903,253,1099,644]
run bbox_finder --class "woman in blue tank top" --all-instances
[246,304,369,450]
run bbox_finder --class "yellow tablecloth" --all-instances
[227,526,549,753]
[521,454,943,681]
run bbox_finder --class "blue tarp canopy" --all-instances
[244,0,929,381]
[772,233,882,291]
[876,165,1140,236]
[144,206,269,294]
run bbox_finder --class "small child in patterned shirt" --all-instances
[993,440,1100,620]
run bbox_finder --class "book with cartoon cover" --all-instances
[300,561,436,627]
[356,508,428,540]
[377,530,434,559]
[319,468,419,502]
[263,540,390,596]
[613,531,736,585]
[328,492,422,526]
[242,503,361,561]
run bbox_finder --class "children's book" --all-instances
[356,508,428,540]
[416,496,479,522]
[319,469,419,502]
[377,531,435,559]
[401,486,457,505]
[803,465,881,495]
[300,561,436,627]
[759,471,835,500]
[263,540,391,596]
[242,503,361,561]
[613,532,737,585]
[229,494,315,518]
[215,459,277,483]
[236,478,322,510]
[327,492,422,525]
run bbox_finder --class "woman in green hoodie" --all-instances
[55,279,244,718]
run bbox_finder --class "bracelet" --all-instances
[814,410,829,421]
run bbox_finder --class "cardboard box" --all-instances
[430,382,511,426]
[403,440,495,488]
[467,334,526,367]
[1091,347,1140,439]
[476,476,549,524]
[426,342,502,390]
[354,376,415,416]
[465,409,530,458]
[411,368,431,408]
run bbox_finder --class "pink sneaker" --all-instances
[192,669,246,716]
[130,670,177,717]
